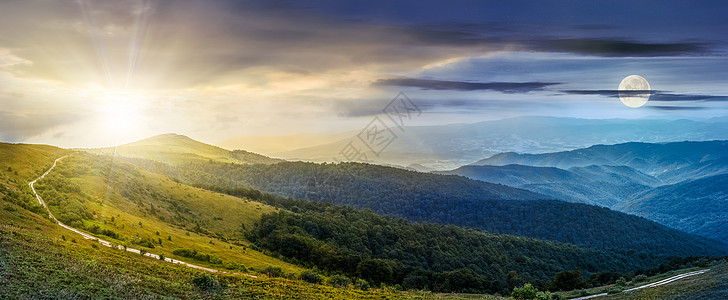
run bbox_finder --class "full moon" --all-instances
[618,75,651,108]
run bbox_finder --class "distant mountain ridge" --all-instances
[472,140,728,183]
[450,140,728,241]
[437,164,658,207]
[277,117,728,170]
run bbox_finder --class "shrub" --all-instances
[548,269,585,291]
[261,266,285,278]
[328,274,351,288]
[633,274,648,282]
[615,277,627,287]
[192,274,221,293]
[131,237,155,249]
[356,259,393,284]
[355,278,369,291]
[512,283,538,300]
[298,270,323,284]
[536,291,562,300]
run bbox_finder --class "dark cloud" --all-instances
[0,111,79,141]
[537,39,709,57]
[649,105,704,111]
[562,90,728,102]
[374,78,560,93]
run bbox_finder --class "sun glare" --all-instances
[97,91,144,137]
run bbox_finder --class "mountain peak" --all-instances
[89,133,283,166]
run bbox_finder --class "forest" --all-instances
[126,158,727,257]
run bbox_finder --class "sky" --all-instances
[1,0,727,148]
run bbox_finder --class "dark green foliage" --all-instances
[357,259,394,285]
[402,269,430,290]
[131,237,156,249]
[298,270,323,284]
[587,271,621,287]
[87,225,120,240]
[433,268,486,293]
[247,205,671,294]
[260,266,285,278]
[354,279,369,291]
[615,277,627,287]
[171,248,222,264]
[512,283,538,300]
[33,173,92,227]
[191,274,221,293]
[327,274,351,288]
[0,185,44,215]
[547,269,585,291]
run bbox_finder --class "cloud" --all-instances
[649,105,704,111]
[537,38,709,57]
[562,90,728,102]
[373,78,560,93]
[0,111,80,141]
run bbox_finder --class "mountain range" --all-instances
[440,140,728,242]
[275,117,728,170]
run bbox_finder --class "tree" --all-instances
[298,270,323,284]
[192,274,221,293]
[512,283,538,300]
[356,259,393,284]
[615,277,627,287]
[548,269,585,291]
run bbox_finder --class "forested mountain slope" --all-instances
[121,156,728,257]
[615,174,728,242]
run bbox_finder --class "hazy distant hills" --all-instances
[88,133,283,166]
[615,174,728,242]
[437,164,658,207]
[277,117,728,170]
[472,140,728,182]
[447,140,728,241]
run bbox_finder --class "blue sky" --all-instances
[0,0,727,147]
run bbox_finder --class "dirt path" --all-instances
[29,155,254,276]
[570,269,710,300]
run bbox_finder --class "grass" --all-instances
[34,152,297,273]
[597,263,728,300]
[0,142,68,187]
[1,198,516,299]
[86,133,281,166]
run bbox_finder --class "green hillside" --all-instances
[32,152,298,272]
[87,133,283,166]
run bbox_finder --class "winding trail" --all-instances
[29,155,251,276]
[570,269,710,300]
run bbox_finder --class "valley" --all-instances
[2,135,727,299]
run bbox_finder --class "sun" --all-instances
[96,91,144,137]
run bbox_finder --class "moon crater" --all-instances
[618,75,651,108]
